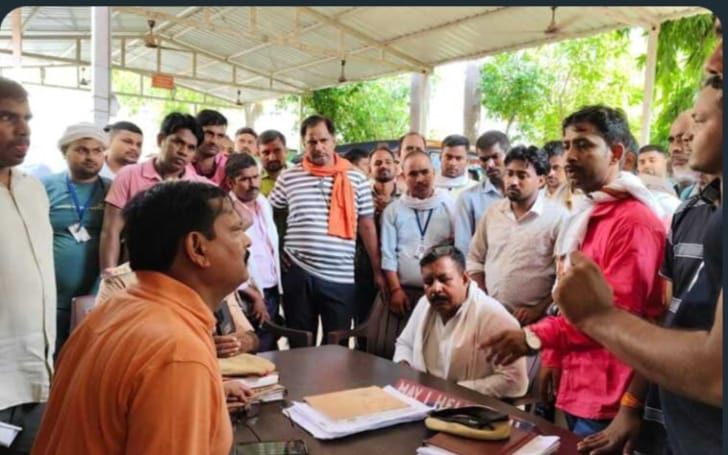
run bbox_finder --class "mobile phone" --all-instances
[234,440,308,455]
[214,300,235,336]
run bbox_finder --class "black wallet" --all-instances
[427,406,509,430]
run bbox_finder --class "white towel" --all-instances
[555,172,664,267]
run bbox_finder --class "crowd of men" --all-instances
[0,17,722,455]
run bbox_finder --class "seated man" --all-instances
[33,181,250,455]
[393,245,528,399]
[94,201,260,358]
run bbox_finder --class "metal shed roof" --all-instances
[0,6,708,105]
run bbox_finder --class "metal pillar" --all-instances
[409,71,430,135]
[640,24,660,146]
[91,6,111,126]
[463,62,482,145]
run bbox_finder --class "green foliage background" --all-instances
[478,14,715,147]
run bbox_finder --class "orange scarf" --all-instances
[302,154,356,240]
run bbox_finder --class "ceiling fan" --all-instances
[491,6,578,36]
[543,6,578,35]
[144,19,183,51]
[338,59,348,83]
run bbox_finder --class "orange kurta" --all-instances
[32,271,232,455]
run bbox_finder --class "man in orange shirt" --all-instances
[32,181,250,455]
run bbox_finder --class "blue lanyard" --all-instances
[413,208,434,240]
[65,173,101,227]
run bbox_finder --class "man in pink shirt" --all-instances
[483,105,665,437]
[99,112,209,272]
[192,109,228,186]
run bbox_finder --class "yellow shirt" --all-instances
[33,272,233,455]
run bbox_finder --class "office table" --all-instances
[233,345,580,454]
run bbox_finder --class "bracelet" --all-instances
[620,392,644,409]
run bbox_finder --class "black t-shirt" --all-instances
[661,207,722,455]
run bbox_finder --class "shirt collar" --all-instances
[229,191,261,215]
[133,271,216,333]
[141,157,196,181]
[480,178,502,196]
[501,190,545,220]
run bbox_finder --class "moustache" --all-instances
[12,138,30,147]
[430,294,449,304]
[244,250,250,264]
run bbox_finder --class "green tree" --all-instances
[480,29,643,145]
[480,52,553,140]
[650,14,716,145]
[281,75,410,143]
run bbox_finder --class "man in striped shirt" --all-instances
[269,115,385,346]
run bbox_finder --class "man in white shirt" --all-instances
[225,153,282,351]
[0,76,56,454]
[467,146,568,325]
[637,144,681,225]
[434,134,477,198]
[394,245,528,398]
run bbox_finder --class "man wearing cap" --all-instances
[42,122,111,354]
[99,112,210,272]
[99,121,143,179]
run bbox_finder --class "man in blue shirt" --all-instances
[453,131,507,256]
[42,122,111,354]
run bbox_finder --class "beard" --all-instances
[671,165,699,185]
[264,160,283,173]
[374,170,394,183]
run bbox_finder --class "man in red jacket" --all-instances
[482,105,665,437]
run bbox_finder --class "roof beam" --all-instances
[595,7,652,28]
[298,6,429,70]
[171,7,230,40]
[0,48,301,96]
[267,40,420,80]
[109,6,202,60]
[379,7,508,46]
[196,7,360,70]
[156,35,308,92]
[114,6,265,42]
[21,6,41,31]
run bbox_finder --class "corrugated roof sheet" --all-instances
[0,6,709,104]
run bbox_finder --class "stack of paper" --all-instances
[283,386,432,439]
[233,373,279,389]
[228,373,285,404]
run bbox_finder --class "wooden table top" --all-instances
[232,345,580,454]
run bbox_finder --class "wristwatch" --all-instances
[523,327,542,355]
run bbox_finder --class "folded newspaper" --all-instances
[283,385,431,439]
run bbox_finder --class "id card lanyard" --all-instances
[65,173,102,239]
[413,208,434,259]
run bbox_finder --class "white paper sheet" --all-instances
[283,385,432,440]
[0,422,22,448]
